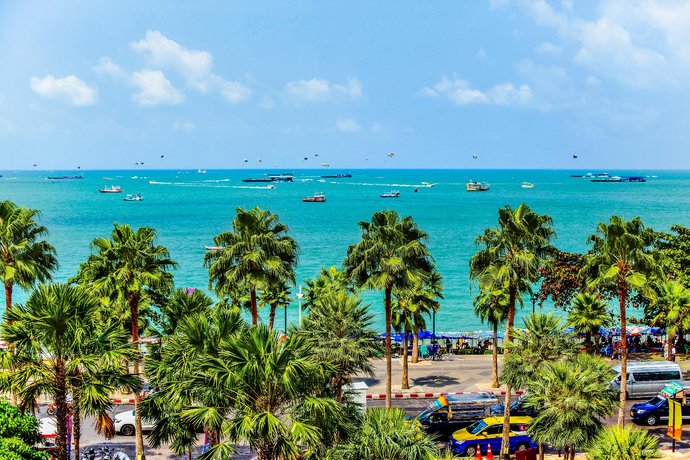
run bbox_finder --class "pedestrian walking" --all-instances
[672,344,677,362]
[664,341,669,360]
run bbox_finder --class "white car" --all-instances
[113,410,154,436]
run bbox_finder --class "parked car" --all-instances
[413,393,498,439]
[630,394,690,426]
[611,362,684,399]
[490,395,537,418]
[449,416,536,457]
[113,410,154,436]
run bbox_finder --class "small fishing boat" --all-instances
[99,185,123,193]
[380,190,400,198]
[197,169,207,174]
[205,246,224,252]
[123,193,144,201]
[242,178,272,183]
[466,180,490,191]
[521,182,535,189]
[302,192,326,202]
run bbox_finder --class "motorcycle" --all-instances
[46,402,72,416]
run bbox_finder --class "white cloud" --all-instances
[131,70,184,107]
[29,75,97,106]
[257,96,275,110]
[536,42,562,56]
[131,30,213,92]
[495,0,690,89]
[93,57,128,80]
[336,118,361,132]
[285,77,362,103]
[127,31,251,104]
[421,77,531,107]
[174,120,196,132]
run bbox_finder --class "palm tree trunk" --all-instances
[130,295,146,460]
[667,334,674,361]
[385,286,392,409]
[491,321,499,388]
[187,448,192,460]
[412,325,420,363]
[250,287,258,325]
[73,397,81,460]
[501,285,516,460]
[538,443,544,460]
[335,373,344,404]
[618,285,628,428]
[402,327,410,390]
[55,359,68,460]
[4,280,12,317]
[268,303,277,331]
[594,333,601,355]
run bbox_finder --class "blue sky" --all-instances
[2,1,690,170]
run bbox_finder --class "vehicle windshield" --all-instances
[416,405,436,421]
[649,396,666,406]
[466,420,488,435]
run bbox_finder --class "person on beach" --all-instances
[663,341,669,360]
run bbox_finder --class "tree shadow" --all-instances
[412,375,460,388]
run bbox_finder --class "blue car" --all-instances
[630,395,690,426]
[449,416,537,457]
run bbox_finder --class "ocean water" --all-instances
[1,169,688,331]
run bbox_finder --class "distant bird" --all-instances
[315,153,319,157]
[387,152,395,158]
[77,166,81,169]
[364,157,368,161]
[135,162,139,165]
[257,158,262,163]
[472,154,478,159]
[243,158,248,163]
[33,163,37,167]
[141,162,144,165]
[573,154,578,159]
[303,157,308,161]
[161,155,164,159]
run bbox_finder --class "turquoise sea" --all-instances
[1,169,688,331]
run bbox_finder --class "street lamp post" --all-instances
[531,295,537,314]
[296,285,304,327]
[432,310,436,339]
[284,304,288,335]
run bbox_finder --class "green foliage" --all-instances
[157,288,214,336]
[649,280,690,340]
[0,400,45,460]
[502,312,577,390]
[304,266,354,310]
[567,293,613,352]
[205,207,298,326]
[586,425,660,460]
[333,408,440,460]
[526,353,617,452]
[655,224,690,287]
[299,288,381,400]
[0,200,57,308]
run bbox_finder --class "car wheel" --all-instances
[120,424,135,436]
[465,445,478,457]
[515,442,529,452]
[645,415,658,426]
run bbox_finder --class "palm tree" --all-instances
[473,286,509,388]
[74,223,176,460]
[205,207,298,325]
[334,408,440,460]
[525,354,618,460]
[344,210,433,408]
[653,280,690,360]
[158,288,213,336]
[210,325,342,460]
[567,293,613,354]
[586,425,660,460]
[582,216,659,427]
[259,277,292,332]
[298,290,380,403]
[304,266,354,309]
[0,200,57,317]
[393,271,443,389]
[469,203,555,459]
[143,309,245,457]
[1,283,140,460]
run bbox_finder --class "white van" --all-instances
[611,362,684,399]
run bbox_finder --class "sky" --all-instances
[2,0,690,170]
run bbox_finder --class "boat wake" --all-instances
[148,180,274,190]
[333,181,437,188]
